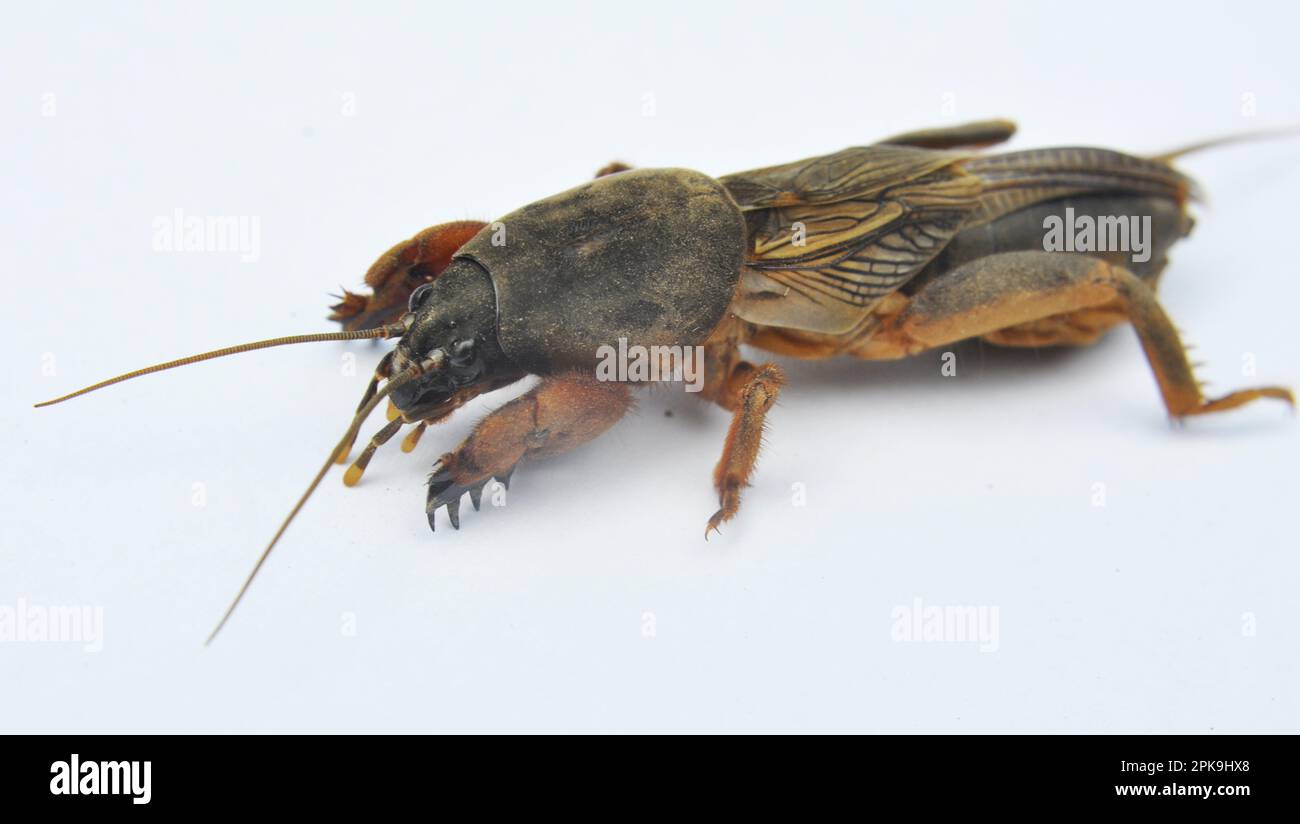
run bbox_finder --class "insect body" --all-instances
[38,119,1293,641]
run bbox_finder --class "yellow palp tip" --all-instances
[400,426,424,453]
[343,465,364,487]
[386,400,400,422]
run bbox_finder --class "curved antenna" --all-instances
[35,324,406,408]
[204,351,444,645]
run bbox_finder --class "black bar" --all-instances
[0,734,1283,812]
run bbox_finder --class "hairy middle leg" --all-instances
[700,331,786,536]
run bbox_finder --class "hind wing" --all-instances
[961,147,1197,226]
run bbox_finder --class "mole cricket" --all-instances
[36,119,1294,641]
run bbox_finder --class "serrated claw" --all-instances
[424,460,520,532]
[427,469,456,506]
[425,464,458,533]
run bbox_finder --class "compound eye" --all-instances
[407,282,434,313]
[450,338,476,366]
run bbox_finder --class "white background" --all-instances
[2,1,1297,733]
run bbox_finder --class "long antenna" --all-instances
[204,352,443,645]
[34,324,405,408]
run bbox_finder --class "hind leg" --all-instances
[876,251,1293,419]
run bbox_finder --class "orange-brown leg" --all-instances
[701,354,786,537]
[425,375,633,530]
[882,251,1293,419]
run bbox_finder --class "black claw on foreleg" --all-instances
[425,463,460,533]
[424,461,520,532]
